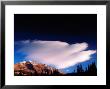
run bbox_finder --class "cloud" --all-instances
[15,40,96,69]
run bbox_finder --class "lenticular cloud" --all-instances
[15,40,96,69]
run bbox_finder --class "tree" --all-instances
[66,62,97,76]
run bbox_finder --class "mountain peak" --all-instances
[14,61,64,76]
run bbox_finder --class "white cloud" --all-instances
[15,40,96,69]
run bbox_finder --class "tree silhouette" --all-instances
[14,61,97,76]
[66,62,97,76]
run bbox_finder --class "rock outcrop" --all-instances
[14,61,64,76]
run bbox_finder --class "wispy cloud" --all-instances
[15,40,96,69]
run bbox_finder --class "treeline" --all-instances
[14,61,97,76]
[66,62,97,76]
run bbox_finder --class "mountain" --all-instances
[14,61,64,76]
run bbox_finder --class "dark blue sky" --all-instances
[14,14,97,73]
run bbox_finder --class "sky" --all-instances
[14,14,97,73]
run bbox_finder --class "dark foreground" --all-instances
[14,61,97,76]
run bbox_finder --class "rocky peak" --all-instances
[14,61,64,76]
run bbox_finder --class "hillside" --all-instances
[14,61,64,76]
